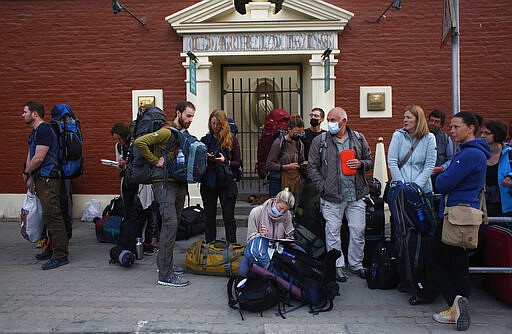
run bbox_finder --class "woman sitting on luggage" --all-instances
[480,119,512,217]
[238,188,295,277]
[388,104,437,201]
[200,109,241,243]
[266,115,305,199]
[431,112,490,331]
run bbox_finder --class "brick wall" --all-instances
[1,0,511,194]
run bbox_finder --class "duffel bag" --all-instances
[95,215,122,243]
[185,239,245,277]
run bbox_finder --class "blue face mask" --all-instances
[271,204,282,216]
[328,121,340,135]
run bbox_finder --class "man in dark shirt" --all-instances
[23,101,69,270]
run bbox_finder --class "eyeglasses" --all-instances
[309,113,321,118]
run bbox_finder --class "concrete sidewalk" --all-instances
[0,220,510,334]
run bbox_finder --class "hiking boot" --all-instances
[41,258,69,270]
[350,268,367,279]
[336,267,347,283]
[433,307,455,324]
[453,295,471,331]
[35,253,52,261]
[173,265,185,275]
[158,274,189,287]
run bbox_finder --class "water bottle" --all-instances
[135,237,143,260]
[177,149,185,164]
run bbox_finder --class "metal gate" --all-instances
[221,64,303,190]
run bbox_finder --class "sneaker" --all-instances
[35,253,52,261]
[336,267,348,283]
[41,258,69,270]
[158,274,189,287]
[173,265,185,275]
[433,307,455,324]
[350,268,367,279]
[453,295,471,331]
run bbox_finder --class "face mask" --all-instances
[310,119,319,127]
[292,134,302,141]
[271,204,282,216]
[328,121,340,135]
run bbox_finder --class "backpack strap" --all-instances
[319,132,327,165]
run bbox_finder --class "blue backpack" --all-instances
[51,104,83,178]
[166,127,208,183]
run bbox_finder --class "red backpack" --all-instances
[256,109,291,179]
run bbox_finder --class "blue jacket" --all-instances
[436,138,491,209]
[388,129,437,193]
[498,145,512,214]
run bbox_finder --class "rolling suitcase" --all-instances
[484,223,512,305]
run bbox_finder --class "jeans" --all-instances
[321,198,366,270]
[35,178,69,260]
[152,181,179,280]
[268,177,281,199]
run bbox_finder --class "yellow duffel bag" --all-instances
[185,239,245,277]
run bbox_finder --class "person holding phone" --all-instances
[200,109,241,243]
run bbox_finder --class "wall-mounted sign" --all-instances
[367,93,385,111]
[189,60,197,95]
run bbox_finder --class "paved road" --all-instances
[0,221,511,333]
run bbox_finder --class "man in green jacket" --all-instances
[134,101,196,287]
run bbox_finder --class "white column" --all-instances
[309,53,337,128]
[184,56,212,205]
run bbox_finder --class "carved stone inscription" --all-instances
[183,32,337,52]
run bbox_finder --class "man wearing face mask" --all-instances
[303,107,325,161]
[308,107,373,282]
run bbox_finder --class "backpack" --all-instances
[102,196,125,217]
[227,275,280,320]
[50,104,83,178]
[271,244,340,313]
[387,181,439,305]
[167,127,208,183]
[366,240,399,290]
[256,109,290,179]
[124,106,167,185]
[94,215,121,243]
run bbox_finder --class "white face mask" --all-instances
[328,121,340,135]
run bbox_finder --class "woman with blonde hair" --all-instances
[238,187,295,276]
[200,109,241,243]
[388,104,437,196]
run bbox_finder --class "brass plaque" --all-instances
[367,93,385,111]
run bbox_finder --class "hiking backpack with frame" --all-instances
[124,106,167,185]
[50,104,83,178]
[256,109,291,179]
[387,180,439,305]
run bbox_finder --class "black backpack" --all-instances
[366,240,399,290]
[124,106,167,185]
[227,275,280,320]
[271,245,340,313]
[102,196,125,217]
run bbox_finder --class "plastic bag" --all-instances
[20,189,43,242]
[81,199,101,222]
